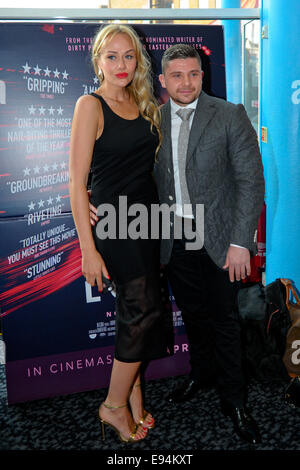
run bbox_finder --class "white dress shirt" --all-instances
[170,97,198,218]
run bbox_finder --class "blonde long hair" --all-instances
[92,24,162,154]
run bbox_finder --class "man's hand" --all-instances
[87,189,98,226]
[223,245,251,282]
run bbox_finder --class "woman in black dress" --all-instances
[69,24,168,443]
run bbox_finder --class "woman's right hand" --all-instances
[82,249,109,291]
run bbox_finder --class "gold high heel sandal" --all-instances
[131,383,155,430]
[98,402,148,443]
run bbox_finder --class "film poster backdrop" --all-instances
[0,23,226,404]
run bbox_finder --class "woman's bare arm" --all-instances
[69,95,108,290]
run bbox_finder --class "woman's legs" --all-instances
[99,358,147,441]
[129,373,155,428]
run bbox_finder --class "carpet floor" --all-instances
[1,364,300,453]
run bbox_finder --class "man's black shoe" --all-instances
[221,401,261,445]
[166,378,214,403]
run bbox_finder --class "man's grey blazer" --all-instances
[153,91,265,268]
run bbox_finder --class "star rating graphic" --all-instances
[22,62,69,80]
[22,162,68,177]
[28,194,63,211]
[44,66,51,77]
[28,105,36,115]
[28,105,64,115]
[33,64,41,75]
[48,161,67,171]
[22,62,31,74]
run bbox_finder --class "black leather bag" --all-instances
[284,376,300,408]
[238,281,291,383]
[264,278,293,357]
[279,279,300,376]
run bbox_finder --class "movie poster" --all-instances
[0,23,226,403]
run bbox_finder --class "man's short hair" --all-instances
[161,44,202,73]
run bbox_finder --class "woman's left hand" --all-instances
[87,190,99,226]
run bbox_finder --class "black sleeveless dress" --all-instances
[90,93,169,363]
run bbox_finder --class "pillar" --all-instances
[221,0,242,103]
[261,0,300,289]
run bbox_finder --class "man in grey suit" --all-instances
[154,44,265,444]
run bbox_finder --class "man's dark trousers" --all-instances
[165,222,244,407]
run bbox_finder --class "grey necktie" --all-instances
[176,107,194,216]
